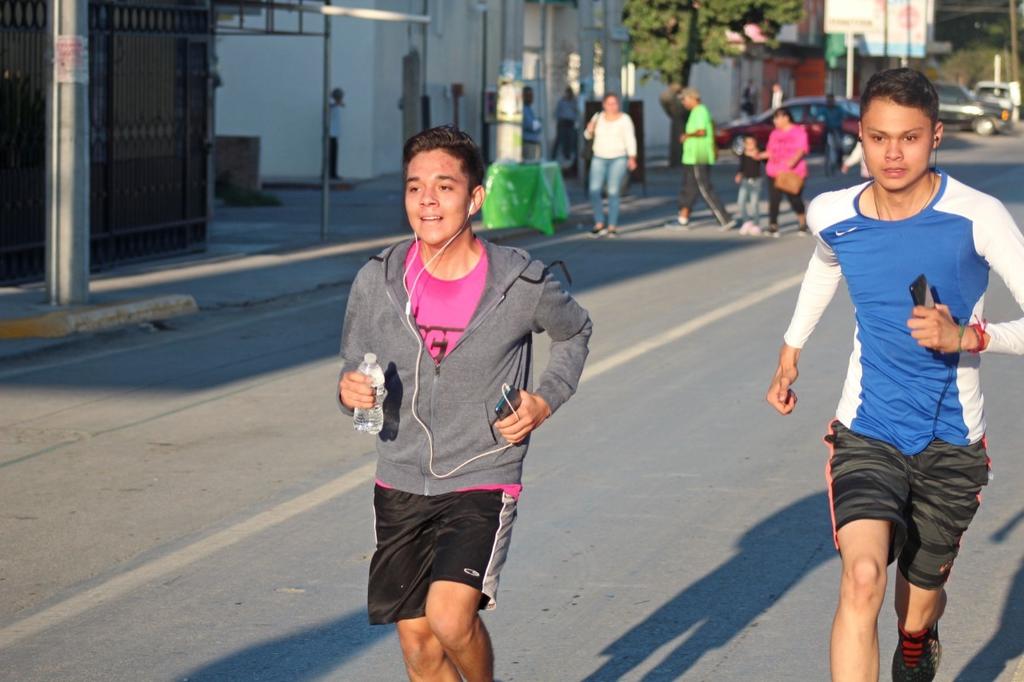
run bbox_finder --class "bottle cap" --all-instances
[364,353,377,364]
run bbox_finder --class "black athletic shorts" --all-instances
[825,420,990,589]
[368,485,518,625]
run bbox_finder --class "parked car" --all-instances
[715,96,860,157]
[935,82,1012,136]
[973,80,1019,119]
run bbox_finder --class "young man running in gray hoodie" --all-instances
[338,126,592,682]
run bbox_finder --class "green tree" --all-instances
[623,0,803,164]
[939,45,1018,86]
[623,0,804,87]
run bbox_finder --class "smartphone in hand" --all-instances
[494,383,523,422]
[910,274,935,308]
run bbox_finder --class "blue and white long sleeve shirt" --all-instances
[784,171,1024,454]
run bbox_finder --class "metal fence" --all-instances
[0,1,47,283]
[0,0,210,285]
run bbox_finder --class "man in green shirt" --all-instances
[674,88,732,230]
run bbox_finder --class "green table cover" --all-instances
[482,162,569,236]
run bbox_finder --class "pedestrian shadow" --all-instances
[582,492,834,681]
[956,509,1024,681]
[178,608,391,681]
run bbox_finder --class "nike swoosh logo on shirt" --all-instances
[835,227,858,237]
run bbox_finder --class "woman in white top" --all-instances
[583,93,638,237]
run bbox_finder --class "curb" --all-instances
[0,295,199,340]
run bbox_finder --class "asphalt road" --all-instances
[1,133,1023,681]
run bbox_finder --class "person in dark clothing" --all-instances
[741,80,757,116]
[552,87,579,163]
[329,88,344,180]
[823,94,845,177]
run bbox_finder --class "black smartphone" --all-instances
[909,274,935,308]
[494,383,522,421]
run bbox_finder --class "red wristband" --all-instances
[968,322,988,353]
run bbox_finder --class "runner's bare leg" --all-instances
[832,519,892,682]
[396,617,461,682]
[425,580,494,682]
[894,572,946,632]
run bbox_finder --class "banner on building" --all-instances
[824,0,882,34]
[859,0,934,59]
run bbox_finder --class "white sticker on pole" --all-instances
[55,35,89,84]
[824,0,882,34]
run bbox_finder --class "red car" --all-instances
[715,96,860,156]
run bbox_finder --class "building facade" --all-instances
[213,0,829,181]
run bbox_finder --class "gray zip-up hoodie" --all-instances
[337,238,592,495]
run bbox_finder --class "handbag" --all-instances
[582,113,600,163]
[774,170,804,195]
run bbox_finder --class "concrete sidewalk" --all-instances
[0,166,590,357]
[0,156,746,360]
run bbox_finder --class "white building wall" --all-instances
[216,2,381,180]
[689,59,740,123]
[216,0,744,180]
[371,0,411,175]
[216,0,497,180]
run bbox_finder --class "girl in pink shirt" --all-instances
[763,107,809,237]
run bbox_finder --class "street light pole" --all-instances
[46,0,91,305]
[320,0,331,241]
[1011,0,1020,85]
[475,2,489,161]
[577,0,595,182]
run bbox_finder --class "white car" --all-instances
[973,81,1019,119]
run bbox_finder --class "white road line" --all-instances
[0,461,376,650]
[0,269,806,649]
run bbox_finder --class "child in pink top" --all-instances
[763,107,810,237]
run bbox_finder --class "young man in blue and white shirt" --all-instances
[767,69,1024,681]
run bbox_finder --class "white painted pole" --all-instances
[46,0,90,305]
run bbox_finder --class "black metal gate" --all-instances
[0,0,47,283]
[0,0,210,285]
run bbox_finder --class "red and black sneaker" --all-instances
[892,623,941,682]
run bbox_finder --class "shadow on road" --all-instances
[582,492,835,681]
[179,608,390,681]
[0,235,761,394]
[956,509,1024,681]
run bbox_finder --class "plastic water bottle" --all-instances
[354,353,386,435]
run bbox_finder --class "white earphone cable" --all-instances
[400,202,515,479]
